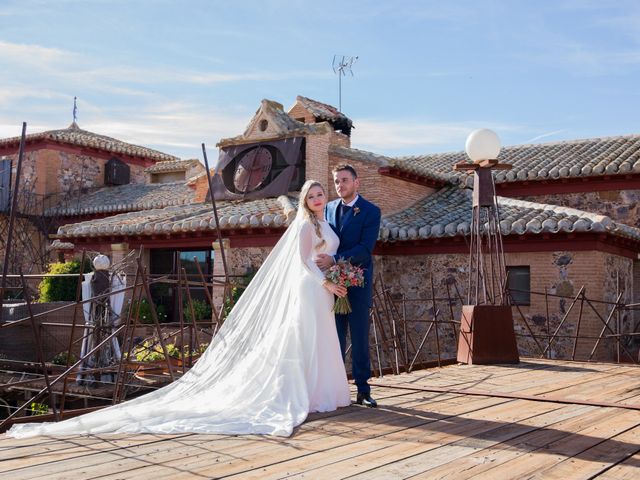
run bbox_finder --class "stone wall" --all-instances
[0,215,48,275]
[5,148,148,201]
[521,189,640,228]
[375,249,632,363]
[0,301,81,362]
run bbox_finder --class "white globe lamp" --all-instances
[465,129,501,163]
[93,254,111,271]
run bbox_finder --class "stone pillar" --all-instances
[211,239,230,310]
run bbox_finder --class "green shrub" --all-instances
[129,298,168,324]
[29,402,48,416]
[51,351,78,366]
[129,341,181,362]
[222,271,255,319]
[37,260,91,303]
[184,298,212,322]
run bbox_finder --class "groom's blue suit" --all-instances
[326,195,381,395]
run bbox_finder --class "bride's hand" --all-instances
[324,282,347,298]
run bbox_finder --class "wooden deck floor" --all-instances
[1,359,639,479]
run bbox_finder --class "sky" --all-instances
[0,0,639,160]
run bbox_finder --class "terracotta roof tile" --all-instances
[329,145,456,185]
[46,182,198,217]
[145,159,202,174]
[380,186,640,243]
[387,134,640,185]
[56,195,298,239]
[296,96,353,126]
[0,122,179,162]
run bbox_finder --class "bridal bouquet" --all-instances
[326,259,365,314]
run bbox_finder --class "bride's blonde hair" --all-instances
[299,180,327,251]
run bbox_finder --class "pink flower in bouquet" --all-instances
[325,259,365,314]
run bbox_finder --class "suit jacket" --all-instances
[326,195,381,306]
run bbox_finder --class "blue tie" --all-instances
[339,204,351,228]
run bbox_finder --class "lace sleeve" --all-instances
[299,222,326,284]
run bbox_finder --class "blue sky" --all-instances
[1,0,639,160]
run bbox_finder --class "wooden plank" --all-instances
[346,405,630,479]
[530,424,640,479]
[404,406,610,480]
[0,434,198,473]
[1,360,636,480]
[454,408,640,479]
[86,393,508,479]
[595,451,640,480]
[228,400,568,480]
[3,390,429,479]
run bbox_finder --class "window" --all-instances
[150,248,215,321]
[0,158,10,212]
[105,157,130,185]
[507,266,530,305]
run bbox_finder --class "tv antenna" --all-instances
[332,55,358,112]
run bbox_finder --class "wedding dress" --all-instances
[8,215,350,438]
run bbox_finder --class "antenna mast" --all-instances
[72,96,78,124]
[332,55,358,112]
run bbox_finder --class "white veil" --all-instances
[8,212,320,438]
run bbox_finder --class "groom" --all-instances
[316,164,381,407]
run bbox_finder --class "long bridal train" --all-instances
[8,215,350,438]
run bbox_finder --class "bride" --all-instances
[8,180,351,438]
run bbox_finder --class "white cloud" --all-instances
[0,40,78,65]
[80,102,250,159]
[524,130,569,144]
[353,119,525,154]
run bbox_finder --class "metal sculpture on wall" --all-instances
[210,137,305,201]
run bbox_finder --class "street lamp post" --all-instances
[454,129,520,364]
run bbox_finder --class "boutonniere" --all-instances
[353,207,361,216]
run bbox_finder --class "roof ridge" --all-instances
[496,196,613,225]
[0,124,180,162]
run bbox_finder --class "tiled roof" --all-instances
[45,182,198,217]
[386,134,640,185]
[0,122,179,162]
[380,186,640,243]
[47,240,75,251]
[218,100,329,147]
[56,196,298,239]
[145,159,202,174]
[329,145,456,185]
[296,96,353,126]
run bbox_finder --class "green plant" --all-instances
[184,298,212,322]
[29,402,48,416]
[129,298,168,324]
[51,351,78,366]
[222,271,255,319]
[37,259,91,302]
[129,341,180,362]
[192,342,209,355]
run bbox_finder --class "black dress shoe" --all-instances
[356,392,378,408]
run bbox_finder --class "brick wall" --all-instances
[288,102,315,123]
[328,152,434,214]
[305,132,333,190]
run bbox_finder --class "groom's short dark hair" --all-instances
[332,164,358,179]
